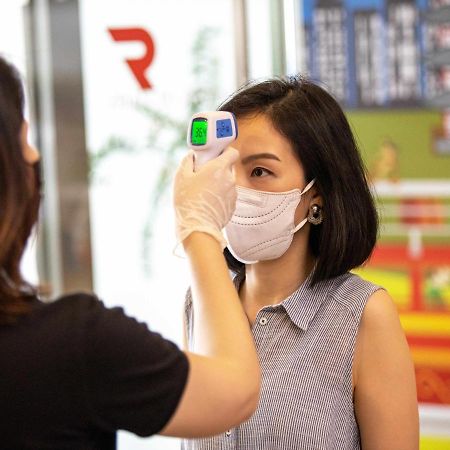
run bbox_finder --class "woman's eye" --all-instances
[251,167,271,177]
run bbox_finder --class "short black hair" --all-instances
[219,75,378,285]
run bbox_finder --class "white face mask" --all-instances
[225,179,315,264]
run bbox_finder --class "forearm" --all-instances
[184,232,259,377]
[164,149,260,435]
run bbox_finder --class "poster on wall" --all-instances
[300,0,450,424]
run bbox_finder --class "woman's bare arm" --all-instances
[160,233,261,438]
[353,289,419,450]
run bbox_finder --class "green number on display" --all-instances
[191,119,208,145]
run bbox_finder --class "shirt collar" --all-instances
[281,271,336,330]
[232,269,335,331]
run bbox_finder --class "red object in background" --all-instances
[108,27,155,89]
[369,244,450,311]
[399,198,445,226]
[369,244,450,405]
[416,367,450,405]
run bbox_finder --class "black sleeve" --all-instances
[79,296,189,437]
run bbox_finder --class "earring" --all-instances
[307,204,323,225]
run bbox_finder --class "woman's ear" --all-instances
[21,121,40,165]
[309,188,323,209]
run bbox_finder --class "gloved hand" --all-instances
[173,147,239,248]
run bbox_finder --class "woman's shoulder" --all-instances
[32,292,131,333]
[359,288,400,331]
[37,292,106,318]
[40,293,184,360]
[328,272,385,324]
[51,292,102,308]
[331,271,381,291]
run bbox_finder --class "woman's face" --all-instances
[21,121,40,165]
[232,114,318,224]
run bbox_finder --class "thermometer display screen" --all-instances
[191,118,208,145]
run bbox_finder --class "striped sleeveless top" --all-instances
[182,271,382,450]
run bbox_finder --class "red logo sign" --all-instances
[108,27,155,90]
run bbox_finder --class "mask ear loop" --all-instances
[291,179,316,234]
[300,178,316,195]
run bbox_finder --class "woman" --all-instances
[0,55,261,449]
[183,77,419,449]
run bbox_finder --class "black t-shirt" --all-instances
[0,293,189,449]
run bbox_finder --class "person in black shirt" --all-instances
[0,55,261,449]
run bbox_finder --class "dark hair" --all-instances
[0,56,40,323]
[219,75,378,285]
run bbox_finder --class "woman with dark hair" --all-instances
[0,55,261,449]
[183,77,419,450]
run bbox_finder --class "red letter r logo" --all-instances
[108,27,155,90]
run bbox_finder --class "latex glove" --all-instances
[173,147,239,248]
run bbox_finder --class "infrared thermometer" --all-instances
[187,111,238,170]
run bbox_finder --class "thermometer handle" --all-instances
[194,148,224,169]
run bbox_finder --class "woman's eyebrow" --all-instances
[241,153,281,164]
